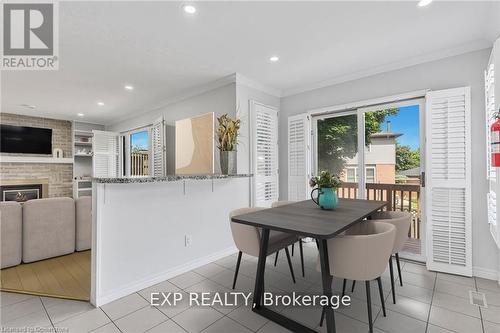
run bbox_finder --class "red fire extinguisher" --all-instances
[492,110,500,167]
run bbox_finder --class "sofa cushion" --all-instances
[76,196,91,251]
[23,197,75,263]
[1,202,22,268]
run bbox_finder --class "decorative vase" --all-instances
[311,186,339,210]
[220,151,237,175]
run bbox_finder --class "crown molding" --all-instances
[282,40,493,97]
[235,73,282,97]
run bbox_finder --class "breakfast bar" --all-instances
[91,174,252,306]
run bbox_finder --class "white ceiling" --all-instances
[2,1,499,125]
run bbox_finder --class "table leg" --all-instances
[318,239,336,333]
[252,228,270,309]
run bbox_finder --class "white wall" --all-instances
[109,83,237,133]
[280,49,498,277]
[92,178,249,306]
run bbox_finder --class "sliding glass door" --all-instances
[312,98,425,261]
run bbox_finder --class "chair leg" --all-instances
[292,243,295,256]
[342,279,347,296]
[284,247,296,283]
[351,280,356,292]
[395,253,403,286]
[389,256,396,304]
[299,239,305,277]
[274,251,279,266]
[232,251,242,290]
[377,277,386,317]
[366,281,373,333]
[320,306,325,327]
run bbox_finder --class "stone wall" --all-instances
[0,113,73,198]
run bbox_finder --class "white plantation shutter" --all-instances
[252,102,279,207]
[93,130,119,178]
[288,113,311,201]
[151,117,166,177]
[426,87,472,276]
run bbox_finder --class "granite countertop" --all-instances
[93,174,253,183]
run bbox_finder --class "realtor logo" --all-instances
[1,2,59,70]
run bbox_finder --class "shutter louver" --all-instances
[93,130,119,178]
[252,103,279,207]
[288,114,310,201]
[151,117,166,177]
[426,87,472,276]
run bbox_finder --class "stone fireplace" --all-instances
[0,179,48,202]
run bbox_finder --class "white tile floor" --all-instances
[1,242,499,333]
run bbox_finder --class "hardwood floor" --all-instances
[0,251,90,301]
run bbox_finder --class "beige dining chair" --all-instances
[318,221,396,333]
[229,207,299,289]
[369,210,412,304]
[271,201,306,277]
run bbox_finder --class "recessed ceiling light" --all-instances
[77,113,84,117]
[124,85,134,91]
[417,0,433,7]
[182,4,196,14]
[269,56,279,62]
[97,101,104,106]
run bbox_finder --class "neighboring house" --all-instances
[396,166,421,185]
[342,131,401,184]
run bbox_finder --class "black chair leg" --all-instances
[366,281,373,333]
[232,251,242,289]
[299,239,305,277]
[377,277,386,317]
[274,251,279,266]
[395,253,403,286]
[292,243,295,256]
[389,256,396,304]
[351,280,356,292]
[320,306,325,327]
[342,279,347,296]
[284,247,296,283]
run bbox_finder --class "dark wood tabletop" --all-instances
[231,198,387,239]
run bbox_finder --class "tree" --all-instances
[317,108,398,174]
[396,145,420,171]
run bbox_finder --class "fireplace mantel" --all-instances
[0,156,73,164]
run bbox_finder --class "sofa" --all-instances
[0,196,91,268]
[0,202,22,269]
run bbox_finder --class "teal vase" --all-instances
[311,187,339,210]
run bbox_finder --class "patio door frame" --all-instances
[309,91,427,262]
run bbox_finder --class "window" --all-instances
[345,167,375,183]
[346,168,357,182]
[124,128,151,177]
[365,167,375,183]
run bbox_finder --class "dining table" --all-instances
[231,198,388,333]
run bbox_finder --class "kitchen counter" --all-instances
[93,174,252,183]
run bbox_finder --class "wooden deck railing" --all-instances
[131,151,149,176]
[338,182,421,239]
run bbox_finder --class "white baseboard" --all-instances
[94,246,238,307]
[473,266,499,281]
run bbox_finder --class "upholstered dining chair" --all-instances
[271,201,306,277]
[229,207,298,289]
[318,221,396,333]
[368,210,412,304]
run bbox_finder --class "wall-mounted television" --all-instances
[0,124,52,154]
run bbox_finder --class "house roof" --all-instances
[397,167,421,177]
[370,132,402,139]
